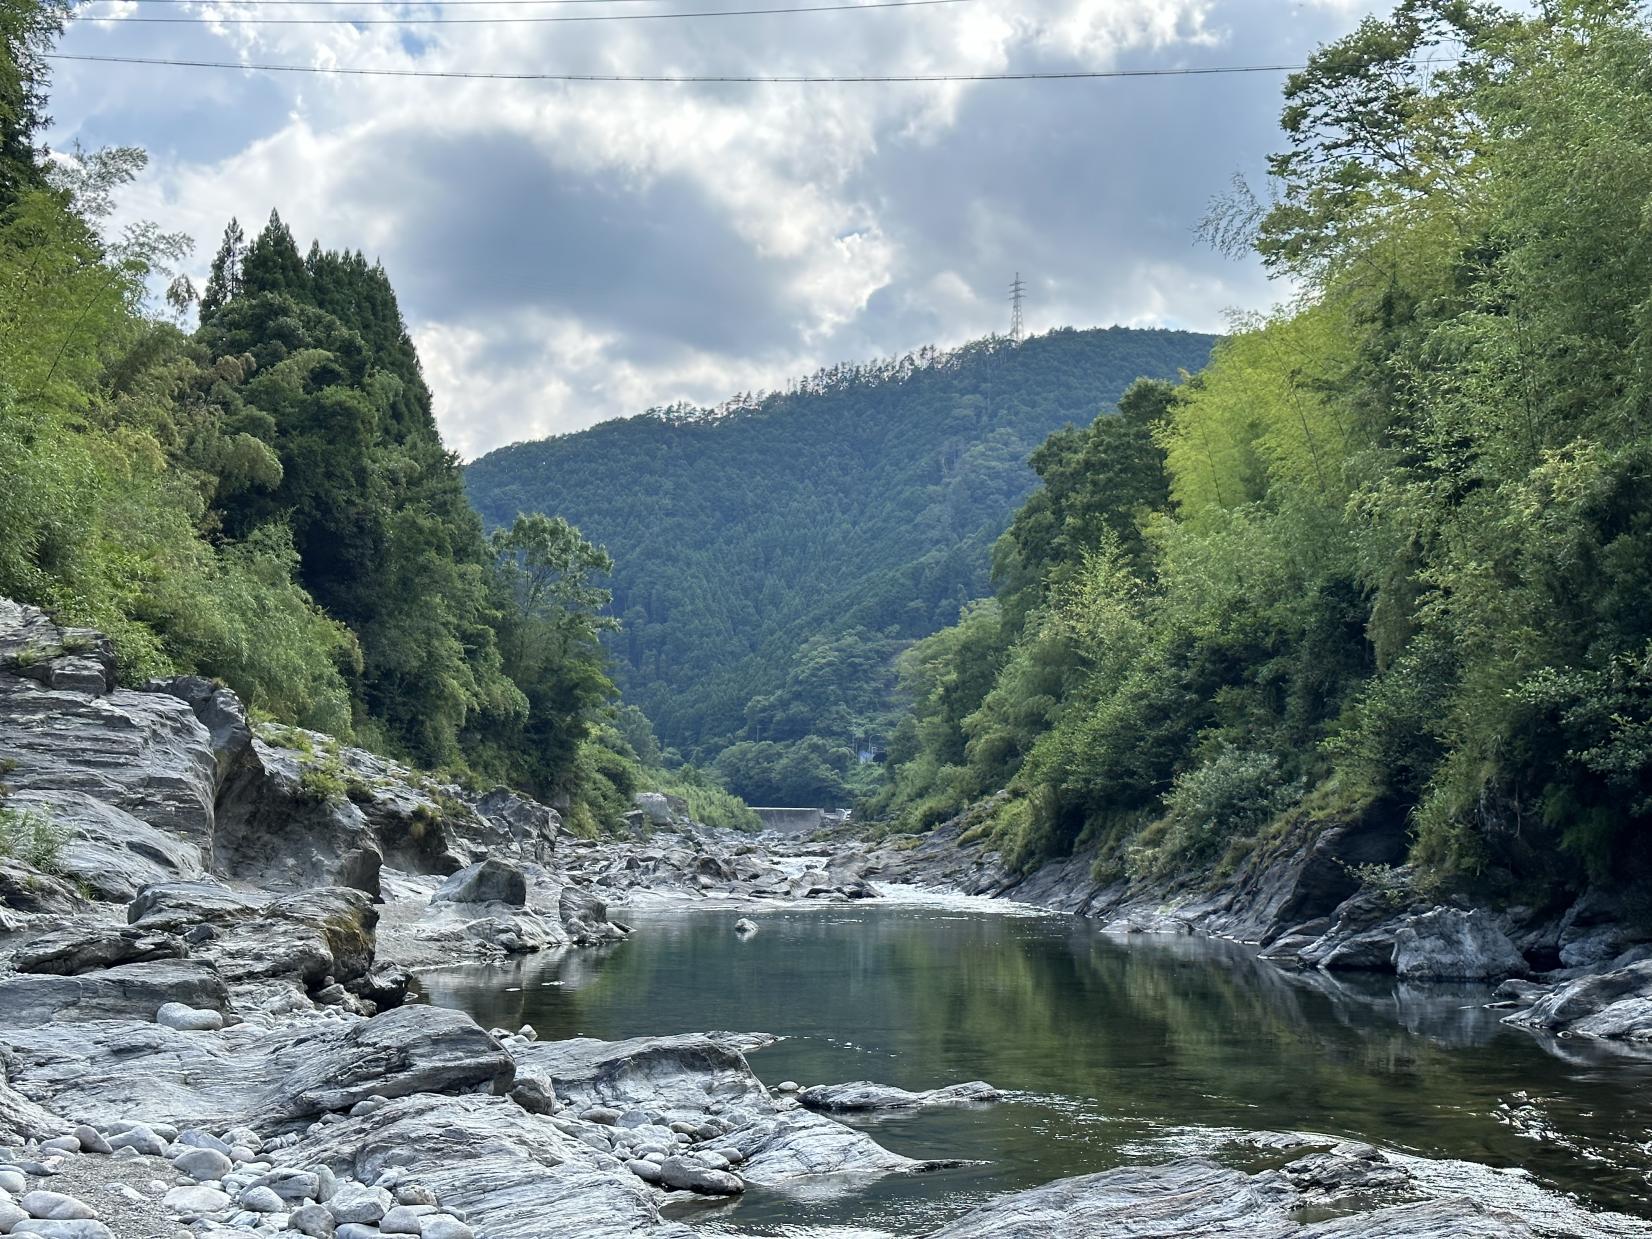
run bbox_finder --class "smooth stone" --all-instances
[289,1202,337,1237]
[163,1185,232,1215]
[177,1129,233,1155]
[327,1182,391,1225]
[419,1218,473,1239]
[17,1191,97,1220]
[108,1130,167,1157]
[775,1081,800,1093]
[238,1185,284,1212]
[582,1107,621,1125]
[0,1203,26,1230]
[10,1223,116,1238]
[378,1204,435,1233]
[626,1159,663,1184]
[38,1138,78,1156]
[0,1170,23,1193]
[656,1156,745,1196]
[155,1002,224,1032]
[69,1127,111,1155]
[172,1146,233,1180]
[335,1226,384,1239]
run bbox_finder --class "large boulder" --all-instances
[558,885,628,944]
[517,1033,933,1185]
[131,880,380,990]
[0,959,230,1028]
[432,859,527,907]
[1504,959,1652,1041]
[471,789,559,865]
[1391,908,1528,981]
[1553,887,1652,969]
[3,1006,513,1128]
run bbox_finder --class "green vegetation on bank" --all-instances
[465,327,1217,806]
[874,0,1652,899]
[0,5,744,828]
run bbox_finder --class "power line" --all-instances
[79,0,763,4]
[82,0,969,22]
[46,54,1319,83]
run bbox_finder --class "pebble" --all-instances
[775,1080,800,1093]
[38,1138,79,1156]
[0,1170,26,1193]
[335,1225,384,1239]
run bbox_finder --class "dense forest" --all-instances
[0,2,741,832]
[873,0,1652,901]
[465,328,1215,805]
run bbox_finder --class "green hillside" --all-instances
[465,327,1217,802]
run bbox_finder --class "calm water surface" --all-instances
[418,898,1652,1236]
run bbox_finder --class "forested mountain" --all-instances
[465,328,1216,803]
[874,0,1652,901]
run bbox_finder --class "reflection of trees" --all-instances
[419,906,1652,1218]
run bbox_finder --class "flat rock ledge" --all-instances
[928,1148,1535,1238]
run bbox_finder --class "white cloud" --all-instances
[54,0,1392,457]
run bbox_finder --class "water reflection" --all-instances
[417,902,1652,1234]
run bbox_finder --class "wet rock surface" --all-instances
[798,1080,1001,1112]
[927,1150,1537,1238]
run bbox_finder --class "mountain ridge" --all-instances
[465,325,1218,801]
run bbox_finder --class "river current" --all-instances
[418,893,1652,1236]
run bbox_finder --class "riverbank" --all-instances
[865,812,1652,1048]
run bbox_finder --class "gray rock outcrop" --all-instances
[4,1006,514,1128]
[926,1152,1536,1238]
[799,1079,1001,1112]
[1391,908,1528,981]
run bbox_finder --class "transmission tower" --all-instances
[1008,272,1026,343]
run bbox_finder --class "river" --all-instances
[417,894,1652,1236]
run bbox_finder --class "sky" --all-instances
[50,0,1384,458]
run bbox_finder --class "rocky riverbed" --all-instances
[1,595,1648,1237]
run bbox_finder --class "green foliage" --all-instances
[0,9,630,831]
[0,802,63,870]
[873,0,1652,899]
[466,328,1217,803]
[1132,747,1304,879]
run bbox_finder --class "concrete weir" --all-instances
[751,808,849,835]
